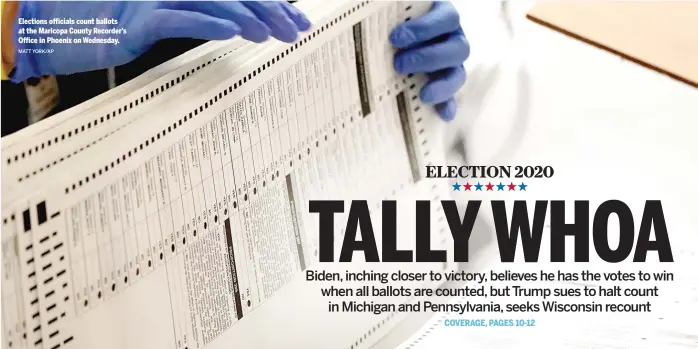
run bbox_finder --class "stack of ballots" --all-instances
[1,1,461,349]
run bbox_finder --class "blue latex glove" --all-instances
[390,2,470,121]
[11,1,311,83]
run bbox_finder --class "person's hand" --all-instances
[389,2,470,121]
[10,1,311,83]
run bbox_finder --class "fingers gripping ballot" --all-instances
[390,2,470,121]
[161,1,312,43]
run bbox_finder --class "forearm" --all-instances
[1,0,19,80]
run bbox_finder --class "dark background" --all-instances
[1,38,206,137]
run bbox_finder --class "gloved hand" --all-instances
[390,2,470,121]
[10,1,311,83]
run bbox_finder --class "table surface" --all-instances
[527,2,698,88]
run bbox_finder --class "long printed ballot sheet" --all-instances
[1,1,456,348]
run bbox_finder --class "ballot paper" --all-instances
[1,1,461,349]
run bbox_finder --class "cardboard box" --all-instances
[527,2,698,88]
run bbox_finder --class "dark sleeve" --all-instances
[0,79,30,136]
